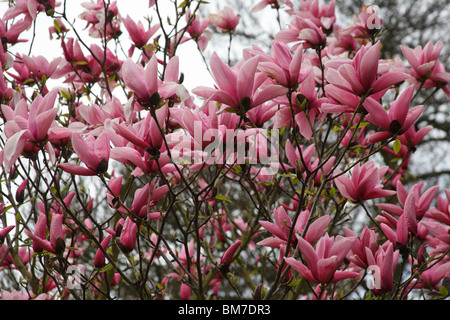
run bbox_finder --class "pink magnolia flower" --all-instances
[275,16,326,50]
[366,241,399,294]
[119,217,137,253]
[123,15,160,56]
[400,41,444,82]
[121,55,188,108]
[322,41,409,113]
[377,180,439,221]
[105,174,127,213]
[333,161,396,203]
[377,181,438,246]
[3,0,59,21]
[61,37,88,68]
[0,17,32,45]
[283,140,335,186]
[400,41,450,98]
[251,0,293,12]
[272,71,328,140]
[396,124,433,153]
[364,86,424,143]
[1,289,47,300]
[258,40,310,89]
[1,90,59,172]
[284,233,358,284]
[220,240,241,270]
[0,226,14,243]
[110,144,174,177]
[0,243,31,268]
[94,235,111,268]
[287,0,336,32]
[257,206,331,248]
[21,55,62,81]
[79,0,121,39]
[427,189,450,225]
[129,181,168,220]
[48,18,69,39]
[410,260,450,291]
[185,9,211,52]
[342,5,383,39]
[209,7,240,33]
[24,213,65,255]
[192,52,288,115]
[58,131,110,176]
[383,192,418,246]
[112,104,167,154]
[343,226,378,269]
[15,179,28,203]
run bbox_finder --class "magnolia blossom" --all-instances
[284,234,359,284]
[333,161,396,203]
[192,52,288,114]
[209,7,240,33]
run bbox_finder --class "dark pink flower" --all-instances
[333,161,396,203]
[284,234,358,284]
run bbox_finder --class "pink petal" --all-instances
[58,163,97,176]
[210,52,237,96]
[372,72,409,93]
[3,129,27,172]
[252,84,288,107]
[71,133,98,171]
[359,41,380,89]
[237,55,259,101]
[284,257,316,282]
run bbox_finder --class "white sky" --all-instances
[1,0,214,93]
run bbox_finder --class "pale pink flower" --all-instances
[275,15,326,50]
[58,131,110,176]
[1,90,59,172]
[287,0,336,32]
[123,15,160,56]
[209,7,240,33]
[185,9,211,52]
[192,52,288,114]
[251,0,293,13]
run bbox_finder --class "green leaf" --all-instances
[60,89,71,100]
[439,285,449,297]
[53,19,61,33]
[288,279,301,287]
[215,195,232,202]
[101,264,114,273]
[393,139,401,154]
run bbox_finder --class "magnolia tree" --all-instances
[0,0,450,301]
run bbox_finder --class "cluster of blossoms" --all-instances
[0,0,449,300]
